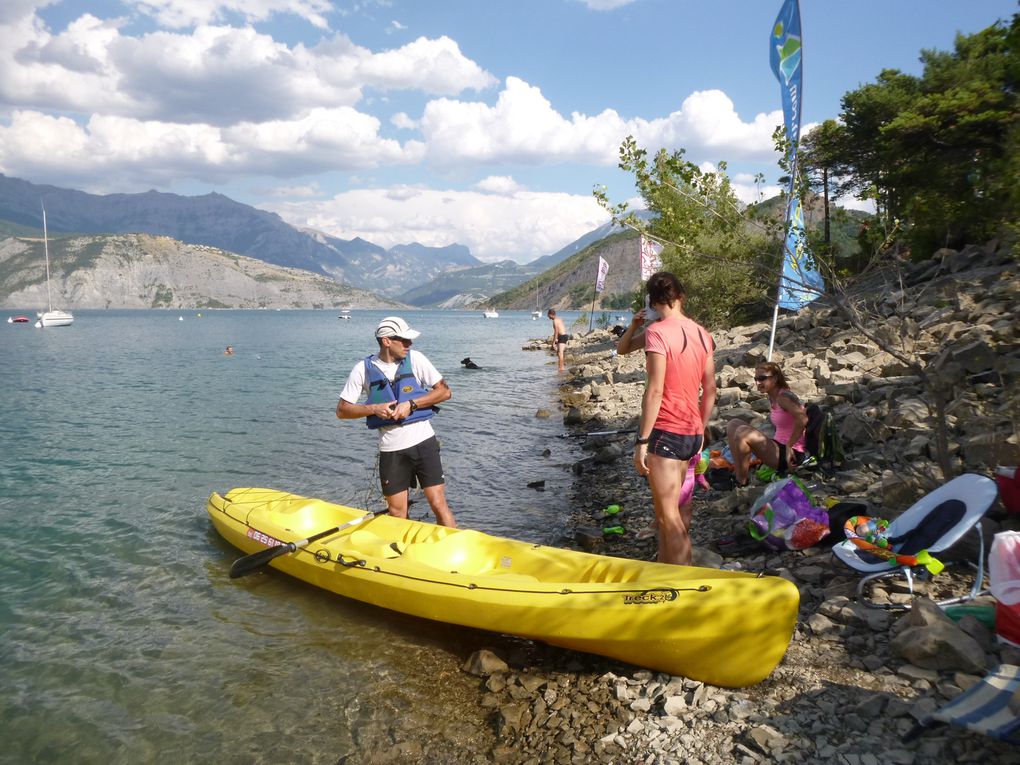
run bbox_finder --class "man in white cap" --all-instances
[337,317,456,527]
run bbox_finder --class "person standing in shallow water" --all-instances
[632,272,716,566]
[336,316,456,527]
[547,309,567,372]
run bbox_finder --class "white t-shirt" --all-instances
[339,349,443,452]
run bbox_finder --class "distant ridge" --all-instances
[0,175,481,297]
[0,227,398,310]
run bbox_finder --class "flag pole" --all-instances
[588,292,596,333]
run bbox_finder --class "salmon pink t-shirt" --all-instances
[644,316,713,436]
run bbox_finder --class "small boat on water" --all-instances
[207,488,799,687]
[35,206,73,329]
[482,309,499,319]
[8,316,30,324]
[338,309,351,320]
[532,310,542,320]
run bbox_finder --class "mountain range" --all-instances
[0,174,558,304]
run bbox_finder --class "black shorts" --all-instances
[379,436,445,496]
[774,440,806,474]
[648,429,703,461]
[557,334,569,345]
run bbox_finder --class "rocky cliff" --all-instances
[0,232,399,309]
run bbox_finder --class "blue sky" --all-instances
[0,0,1016,263]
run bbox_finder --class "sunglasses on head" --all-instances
[754,374,773,382]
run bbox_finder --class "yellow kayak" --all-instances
[208,488,799,687]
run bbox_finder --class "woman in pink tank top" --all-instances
[725,361,807,486]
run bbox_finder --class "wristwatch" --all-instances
[635,435,649,445]
[409,400,419,413]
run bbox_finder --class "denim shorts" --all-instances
[648,429,703,461]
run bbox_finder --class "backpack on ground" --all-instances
[804,403,845,475]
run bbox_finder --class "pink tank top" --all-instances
[771,392,806,451]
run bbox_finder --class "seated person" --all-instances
[725,362,807,486]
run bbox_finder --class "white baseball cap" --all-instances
[374,316,421,340]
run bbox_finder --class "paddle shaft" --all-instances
[558,429,636,439]
[228,508,387,578]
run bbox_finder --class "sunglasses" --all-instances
[392,337,413,346]
[754,375,773,382]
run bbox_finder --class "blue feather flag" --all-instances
[770,0,824,311]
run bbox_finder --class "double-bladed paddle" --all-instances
[228,508,388,579]
[557,429,636,439]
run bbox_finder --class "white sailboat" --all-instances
[482,309,499,319]
[35,207,73,328]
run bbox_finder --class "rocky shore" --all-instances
[457,244,1020,764]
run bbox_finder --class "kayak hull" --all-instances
[208,488,799,687]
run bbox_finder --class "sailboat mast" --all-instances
[42,205,53,312]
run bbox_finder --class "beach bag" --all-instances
[748,477,831,551]
[990,530,1020,646]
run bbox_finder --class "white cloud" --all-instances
[475,176,523,194]
[124,0,333,30]
[269,186,609,263]
[0,13,495,126]
[390,112,417,130]
[0,108,422,188]
[0,0,57,26]
[264,183,321,197]
[731,172,782,205]
[356,35,496,95]
[576,0,636,10]
[419,79,783,171]
[835,194,876,214]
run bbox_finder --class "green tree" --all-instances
[594,137,776,328]
[834,15,1019,254]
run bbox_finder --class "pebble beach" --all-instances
[444,243,1020,765]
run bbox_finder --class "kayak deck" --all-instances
[208,487,800,687]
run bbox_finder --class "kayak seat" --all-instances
[401,531,506,575]
[342,530,405,559]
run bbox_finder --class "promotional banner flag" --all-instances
[770,0,824,315]
[639,235,663,282]
[770,0,803,153]
[595,256,609,293]
[777,196,824,309]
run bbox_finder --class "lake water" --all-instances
[0,308,588,764]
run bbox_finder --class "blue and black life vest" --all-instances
[363,354,436,429]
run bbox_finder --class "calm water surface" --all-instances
[0,309,587,763]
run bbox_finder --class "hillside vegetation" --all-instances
[487,230,642,311]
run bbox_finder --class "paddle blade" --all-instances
[229,542,296,579]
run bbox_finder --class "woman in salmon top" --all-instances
[632,272,716,566]
[726,361,807,486]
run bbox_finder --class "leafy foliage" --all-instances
[807,14,1020,255]
[594,138,777,328]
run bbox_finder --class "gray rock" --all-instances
[463,648,509,676]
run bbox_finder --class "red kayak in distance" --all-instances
[8,316,30,324]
